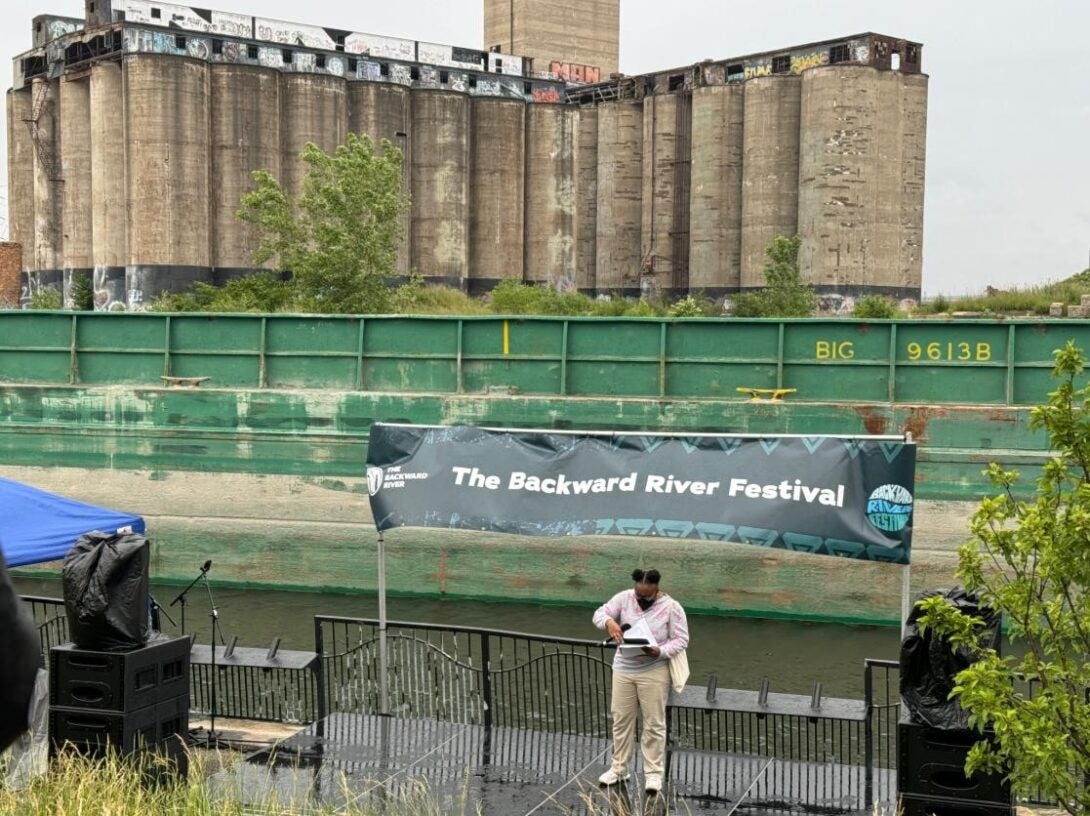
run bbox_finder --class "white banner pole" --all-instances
[901,564,911,640]
[378,530,388,716]
[901,431,914,640]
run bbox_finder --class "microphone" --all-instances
[603,623,630,646]
[201,560,212,573]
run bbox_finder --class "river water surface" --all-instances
[15,576,901,700]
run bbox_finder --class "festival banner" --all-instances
[366,424,916,564]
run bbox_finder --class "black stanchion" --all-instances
[169,560,211,636]
[201,563,226,745]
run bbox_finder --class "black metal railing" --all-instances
[313,616,614,737]
[30,596,1060,810]
[23,594,70,660]
[316,616,893,811]
[190,655,320,724]
[22,595,317,724]
[864,658,900,807]
[667,681,875,810]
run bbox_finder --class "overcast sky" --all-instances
[2,0,1087,295]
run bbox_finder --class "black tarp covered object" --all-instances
[900,587,1001,731]
[0,557,41,751]
[62,531,150,651]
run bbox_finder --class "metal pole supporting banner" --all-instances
[901,431,914,641]
[901,564,912,640]
[378,531,389,716]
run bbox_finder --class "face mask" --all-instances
[637,596,655,611]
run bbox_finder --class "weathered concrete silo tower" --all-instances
[6,2,926,308]
[484,0,620,79]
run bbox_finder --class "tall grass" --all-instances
[0,748,488,816]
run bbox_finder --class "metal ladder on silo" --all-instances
[25,81,62,182]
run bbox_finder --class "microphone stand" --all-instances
[201,567,227,746]
[149,594,177,633]
[169,563,210,636]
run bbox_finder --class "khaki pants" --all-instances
[608,662,670,776]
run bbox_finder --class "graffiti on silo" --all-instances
[549,62,601,84]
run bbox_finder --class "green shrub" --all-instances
[852,295,899,319]
[730,292,765,318]
[588,297,632,317]
[70,272,94,311]
[28,288,62,310]
[392,278,487,315]
[150,272,293,313]
[668,294,716,317]
[931,294,949,313]
[624,299,660,317]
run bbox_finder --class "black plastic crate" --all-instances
[50,635,190,712]
[50,693,189,756]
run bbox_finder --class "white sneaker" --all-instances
[598,768,630,786]
[644,773,663,793]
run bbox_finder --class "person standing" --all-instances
[593,568,689,794]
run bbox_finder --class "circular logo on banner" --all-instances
[367,466,384,496]
[866,484,913,532]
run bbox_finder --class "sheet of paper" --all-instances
[618,618,658,657]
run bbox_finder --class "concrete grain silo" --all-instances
[348,82,412,275]
[523,103,574,289]
[740,75,801,289]
[124,56,210,303]
[6,88,34,297]
[468,97,525,293]
[688,84,743,294]
[209,64,280,281]
[279,73,347,201]
[572,106,598,293]
[797,65,924,296]
[410,90,470,287]
[641,93,685,298]
[6,10,925,307]
[89,62,126,309]
[595,101,643,294]
[31,77,61,290]
[59,76,91,305]
[899,73,928,291]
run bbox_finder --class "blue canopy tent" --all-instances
[0,477,145,568]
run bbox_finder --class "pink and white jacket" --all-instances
[593,589,689,673]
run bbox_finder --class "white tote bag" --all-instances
[669,649,690,693]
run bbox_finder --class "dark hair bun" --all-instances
[632,568,661,584]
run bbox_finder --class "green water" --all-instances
[15,576,899,701]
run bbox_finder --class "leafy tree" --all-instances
[237,133,408,314]
[918,341,1090,814]
[731,236,815,318]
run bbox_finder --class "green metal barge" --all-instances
[2,311,1077,624]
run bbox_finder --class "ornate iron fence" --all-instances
[313,616,614,736]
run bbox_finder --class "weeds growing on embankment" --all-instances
[0,748,490,816]
[918,270,1090,316]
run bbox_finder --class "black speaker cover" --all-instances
[900,587,1001,731]
[62,532,150,652]
[0,559,42,751]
